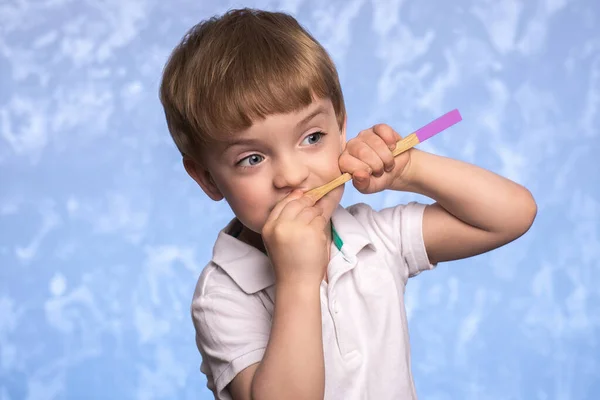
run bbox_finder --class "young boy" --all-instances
[159,8,537,400]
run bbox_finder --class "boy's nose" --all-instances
[272,155,310,190]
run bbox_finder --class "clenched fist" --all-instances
[262,190,329,287]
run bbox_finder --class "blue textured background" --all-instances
[1,0,599,399]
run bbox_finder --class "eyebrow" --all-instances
[296,105,328,129]
[223,105,329,150]
[223,137,263,149]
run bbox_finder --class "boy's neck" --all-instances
[237,226,267,254]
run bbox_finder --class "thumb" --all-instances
[352,171,370,192]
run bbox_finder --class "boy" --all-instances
[159,8,537,400]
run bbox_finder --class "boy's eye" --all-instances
[302,132,324,145]
[238,154,264,167]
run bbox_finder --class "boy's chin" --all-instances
[319,184,344,206]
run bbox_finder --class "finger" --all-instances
[352,140,384,177]
[363,134,396,173]
[278,194,316,221]
[297,205,323,224]
[352,170,371,192]
[265,190,303,225]
[372,124,402,149]
[339,151,372,177]
[309,214,328,232]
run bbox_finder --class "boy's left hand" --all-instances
[339,124,411,194]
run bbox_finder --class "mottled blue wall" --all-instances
[1,0,599,399]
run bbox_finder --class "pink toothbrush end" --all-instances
[415,109,462,143]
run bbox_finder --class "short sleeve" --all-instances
[398,202,437,277]
[192,287,271,399]
[353,201,436,278]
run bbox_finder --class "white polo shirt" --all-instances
[191,201,436,399]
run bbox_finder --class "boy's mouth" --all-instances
[268,188,329,213]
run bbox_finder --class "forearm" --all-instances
[251,282,324,400]
[395,149,537,235]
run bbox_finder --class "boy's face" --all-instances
[188,97,346,235]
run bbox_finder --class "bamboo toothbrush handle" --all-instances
[306,133,419,202]
[305,109,462,202]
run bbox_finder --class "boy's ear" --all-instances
[183,156,224,201]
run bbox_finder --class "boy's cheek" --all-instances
[331,154,344,175]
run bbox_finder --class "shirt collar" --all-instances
[211,204,373,294]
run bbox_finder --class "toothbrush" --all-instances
[306,109,463,202]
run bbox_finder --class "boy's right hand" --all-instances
[262,190,329,287]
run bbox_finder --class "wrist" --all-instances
[391,148,424,192]
[275,280,322,310]
[276,277,322,297]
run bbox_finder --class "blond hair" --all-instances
[159,8,346,162]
